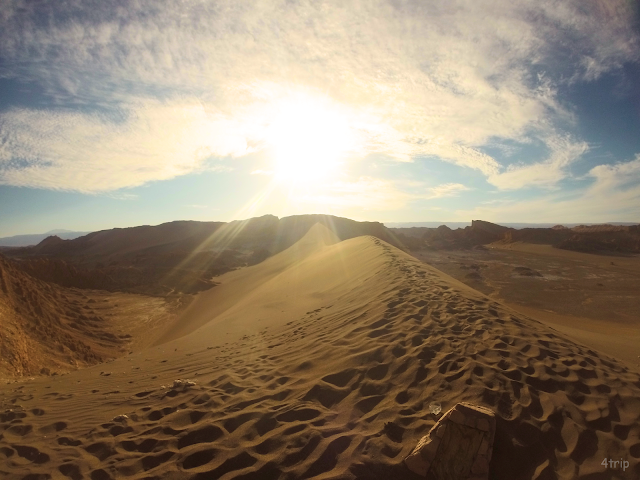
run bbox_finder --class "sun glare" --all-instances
[267,95,355,184]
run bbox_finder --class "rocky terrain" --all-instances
[390,220,640,254]
[1,225,639,479]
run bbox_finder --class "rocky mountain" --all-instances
[0,230,90,247]
[389,220,640,254]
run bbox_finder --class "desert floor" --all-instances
[412,242,640,369]
[1,227,639,479]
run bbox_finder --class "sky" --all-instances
[0,0,639,236]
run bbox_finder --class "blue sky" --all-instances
[1,0,639,236]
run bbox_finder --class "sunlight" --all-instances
[267,94,355,184]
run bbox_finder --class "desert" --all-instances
[1,216,639,479]
[2,2,640,479]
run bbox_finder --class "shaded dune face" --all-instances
[1,225,639,479]
[0,255,128,376]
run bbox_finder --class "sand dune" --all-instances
[1,225,639,479]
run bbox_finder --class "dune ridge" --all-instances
[1,225,639,479]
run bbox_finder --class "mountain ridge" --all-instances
[390,219,640,253]
[4,214,404,295]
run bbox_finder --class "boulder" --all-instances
[405,402,496,480]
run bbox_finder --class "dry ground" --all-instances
[411,243,640,369]
[1,227,639,479]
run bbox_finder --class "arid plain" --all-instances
[413,243,640,369]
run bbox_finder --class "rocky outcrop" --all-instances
[389,221,640,254]
[415,221,513,249]
[405,402,496,479]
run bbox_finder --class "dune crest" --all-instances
[155,222,343,344]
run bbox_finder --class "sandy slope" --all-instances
[503,304,640,371]
[0,255,126,377]
[0,254,185,379]
[1,225,639,479]
[411,242,640,369]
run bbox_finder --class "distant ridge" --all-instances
[385,221,637,229]
[16,215,401,259]
[389,220,640,253]
[0,230,90,247]
[4,215,403,295]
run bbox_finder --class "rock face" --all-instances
[405,402,496,480]
[389,221,640,254]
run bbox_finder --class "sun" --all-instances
[266,95,355,185]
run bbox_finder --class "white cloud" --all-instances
[294,177,413,211]
[488,135,589,190]
[425,183,470,199]
[0,100,249,192]
[588,154,640,195]
[0,0,637,192]
[457,155,640,222]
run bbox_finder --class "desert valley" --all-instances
[2,0,639,478]
[0,215,639,480]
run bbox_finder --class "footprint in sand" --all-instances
[39,421,67,434]
[181,447,218,469]
[89,469,113,480]
[177,425,224,449]
[58,463,83,480]
[85,442,117,461]
[13,444,50,464]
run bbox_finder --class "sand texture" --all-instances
[412,243,640,368]
[1,224,639,479]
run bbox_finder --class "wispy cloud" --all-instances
[425,183,470,199]
[488,135,590,190]
[104,191,139,200]
[0,100,250,192]
[588,154,640,195]
[288,178,470,211]
[457,155,640,222]
[0,0,637,193]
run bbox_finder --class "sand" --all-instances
[1,224,639,479]
[412,243,640,369]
